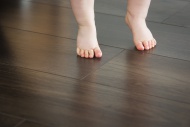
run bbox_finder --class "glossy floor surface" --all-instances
[0,0,190,127]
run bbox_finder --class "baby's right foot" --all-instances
[76,25,102,58]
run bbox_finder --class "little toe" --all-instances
[89,49,94,58]
[154,38,157,46]
[150,40,154,49]
[84,50,89,58]
[76,48,80,56]
[143,41,149,50]
[135,42,144,50]
[80,49,85,57]
[94,47,102,58]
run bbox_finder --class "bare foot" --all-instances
[76,25,102,58]
[126,13,156,50]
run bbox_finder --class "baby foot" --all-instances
[126,13,156,50]
[76,25,102,58]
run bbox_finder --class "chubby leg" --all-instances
[126,0,156,50]
[70,0,102,58]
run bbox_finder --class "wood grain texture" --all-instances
[0,0,190,127]
[95,15,190,61]
[95,0,189,22]
[1,1,190,61]
[0,27,122,79]
[0,64,190,127]
[26,0,71,8]
[163,3,190,27]
[0,1,77,38]
[0,113,23,127]
[22,0,189,22]
[18,121,49,127]
[1,1,190,60]
[84,50,190,103]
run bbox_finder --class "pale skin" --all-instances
[70,0,156,58]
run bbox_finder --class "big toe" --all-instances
[94,47,102,58]
[77,48,80,56]
[77,48,85,57]
[135,42,144,51]
[80,49,85,57]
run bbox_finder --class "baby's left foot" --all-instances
[126,13,156,50]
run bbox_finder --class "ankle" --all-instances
[125,12,146,24]
[78,19,96,28]
[78,23,96,30]
[125,13,147,30]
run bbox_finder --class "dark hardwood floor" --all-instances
[0,0,190,127]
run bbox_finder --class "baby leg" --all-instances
[126,0,156,50]
[70,0,102,58]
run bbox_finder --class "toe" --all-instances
[154,38,157,46]
[84,50,89,58]
[80,49,85,57]
[148,41,152,49]
[94,47,102,58]
[151,39,155,48]
[76,48,80,56]
[135,42,144,50]
[143,41,149,50]
[89,49,94,58]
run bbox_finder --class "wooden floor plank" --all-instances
[25,0,71,8]
[95,14,190,61]
[163,3,190,27]
[18,121,49,127]
[0,64,190,127]
[0,1,190,61]
[0,1,190,127]
[0,1,77,38]
[95,0,189,22]
[24,0,189,22]
[83,50,190,104]
[0,27,122,79]
[0,113,24,127]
